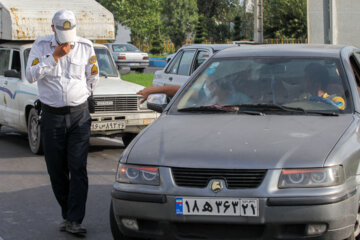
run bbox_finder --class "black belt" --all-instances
[42,101,88,115]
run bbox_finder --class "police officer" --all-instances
[26,9,99,235]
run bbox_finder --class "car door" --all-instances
[3,49,22,127]
[163,49,196,86]
[0,48,11,126]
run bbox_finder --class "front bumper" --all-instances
[90,111,159,136]
[110,169,358,240]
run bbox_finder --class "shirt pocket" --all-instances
[68,58,85,80]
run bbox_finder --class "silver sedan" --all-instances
[110,44,360,240]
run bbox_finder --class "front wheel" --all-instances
[27,108,43,155]
[122,133,137,147]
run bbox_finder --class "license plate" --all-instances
[129,63,140,66]
[91,121,126,131]
[175,197,259,216]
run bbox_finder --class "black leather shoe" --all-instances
[66,222,87,234]
[59,220,69,232]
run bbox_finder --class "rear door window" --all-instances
[177,50,196,75]
[165,51,183,74]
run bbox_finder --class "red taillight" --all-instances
[118,56,126,60]
[143,56,149,60]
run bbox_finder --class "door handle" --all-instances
[4,81,8,85]
[169,77,173,81]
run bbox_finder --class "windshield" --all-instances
[94,48,118,77]
[112,44,140,52]
[175,57,351,114]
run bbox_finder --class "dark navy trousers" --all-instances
[41,108,91,224]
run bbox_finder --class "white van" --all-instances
[0,0,158,154]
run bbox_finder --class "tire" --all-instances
[27,108,43,155]
[110,201,141,240]
[122,133,137,147]
[135,68,144,73]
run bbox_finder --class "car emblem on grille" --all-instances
[211,180,223,193]
[96,101,113,106]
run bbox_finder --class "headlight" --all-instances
[116,163,160,186]
[139,100,148,110]
[278,166,344,188]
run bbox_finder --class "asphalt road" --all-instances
[0,127,123,240]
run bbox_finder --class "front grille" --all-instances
[94,95,138,112]
[172,167,267,189]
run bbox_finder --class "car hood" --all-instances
[93,77,144,95]
[127,114,353,169]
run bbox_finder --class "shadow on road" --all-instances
[0,185,113,240]
[0,127,124,158]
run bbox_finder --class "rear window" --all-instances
[112,44,140,52]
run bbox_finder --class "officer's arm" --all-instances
[26,39,57,83]
[85,46,99,91]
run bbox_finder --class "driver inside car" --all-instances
[300,63,345,110]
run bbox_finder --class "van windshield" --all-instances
[94,48,118,77]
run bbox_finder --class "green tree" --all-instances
[194,15,206,43]
[150,29,164,54]
[97,0,162,46]
[161,0,198,50]
[232,15,242,40]
[214,23,231,43]
[263,0,307,39]
[197,0,242,41]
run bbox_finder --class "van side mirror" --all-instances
[4,69,21,78]
[147,94,169,113]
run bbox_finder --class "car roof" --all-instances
[105,43,133,46]
[0,41,108,49]
[214,44,356,58]
[180,44,237,52]
[0,41,34,50]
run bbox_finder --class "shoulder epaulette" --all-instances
[35,35,53,44]
[76,37,93,47]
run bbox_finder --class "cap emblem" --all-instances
[63,21,71,30]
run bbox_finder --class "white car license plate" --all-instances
[175,197,259,217]
[91,121,126,131]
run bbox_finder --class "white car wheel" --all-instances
[27,108,43,155]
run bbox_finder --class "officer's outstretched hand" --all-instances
[53,43,71,62]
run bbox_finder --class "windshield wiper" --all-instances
[178,105,236,113]
[305,110,339,116]
[226,104,339,116]
[225,104,306,113]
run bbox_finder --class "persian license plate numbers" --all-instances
[91,121,126,131]
[176,197,259,216]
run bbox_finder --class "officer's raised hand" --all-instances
[53,43,70,62]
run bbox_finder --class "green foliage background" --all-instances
[97,0,307,50]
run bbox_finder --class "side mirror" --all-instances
[4,69,21,78]
[147,94,169,113]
